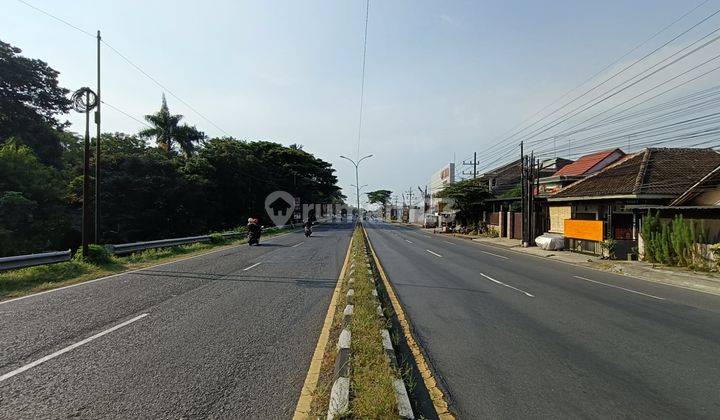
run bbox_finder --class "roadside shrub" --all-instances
[600,238,617,260]
[641,212,709,268]
[481,229,499,238]
[73,244,114,265]
[209,233,226,244]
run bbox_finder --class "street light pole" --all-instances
[340,154,373,214]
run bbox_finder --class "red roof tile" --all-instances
[552,148,720,199]
[553,148,624,177]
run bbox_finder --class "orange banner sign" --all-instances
[564,219,604,242]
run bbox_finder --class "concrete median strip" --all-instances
[298,225,420,418]
[363,224,456,420]
[293,231,353,420]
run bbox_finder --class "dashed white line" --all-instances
[573,275,665,300]
[291,242,304,248]
[405,239,413,244]
[0,313,149,383]
[480,250,510,260]
[243,262,262,271]
[480,273,534,297]
[0,230,296,306]
[426,250,443,258]
[443,240,455,245]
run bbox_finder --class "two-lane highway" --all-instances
[0,223,353,419]
[365,220,720,419]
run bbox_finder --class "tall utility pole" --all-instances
[418,185,428,212]
[94,30,101,244]
[528,151,535,245]
[406,188,414,208]
[520,141,525,245]
[340,154,373,214]
[72,87,98,257]
[462,152,479,178]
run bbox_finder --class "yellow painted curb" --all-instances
[361,224,456,419]
[292,231,354,420]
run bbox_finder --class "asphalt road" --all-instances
[364,220,720,419]
[0,222,353,419]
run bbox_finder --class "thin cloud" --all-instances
[440,14,460,27]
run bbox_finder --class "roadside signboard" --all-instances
[564,219,603,242]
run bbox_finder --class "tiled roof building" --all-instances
[552,148,720,199]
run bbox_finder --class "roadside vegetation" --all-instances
[311,226,398,418]
[641,211,716,270]
[0,227,288,300]
[0,38,343,258]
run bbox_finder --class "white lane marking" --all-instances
[0,313,148,383]
[405,239,413,244]
[573,276,665,300]
[0,231,296,306]
[480,250,509,260]
[480,273,534,297]
[243,262,262,271]
[291,242,304,248]
[443,240,455,245]
[426,250,443,258]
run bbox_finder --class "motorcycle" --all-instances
[248,227,261,246]
[304,226,312,237]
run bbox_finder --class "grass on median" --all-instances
[310,226,398,418]
[0,227,289,301]
[349,227,398,418]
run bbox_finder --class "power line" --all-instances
[519,22,720,149]
[17,0,232,137]
[101,100,153,129]
[532,56,720,151]
[476,2,719,160]
[16,0,95,38]
[100,40,231,137]
[356,0,370,159]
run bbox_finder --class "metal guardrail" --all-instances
[0,250,72,272]
[106,232,244,256]
[0,222,309,270]
[106,224,298,256]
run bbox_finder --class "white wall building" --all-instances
[429,163,455,215]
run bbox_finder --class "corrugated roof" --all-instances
[553,148,624,177]
[551,148,720,199]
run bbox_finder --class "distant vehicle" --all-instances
[423,214,438,228]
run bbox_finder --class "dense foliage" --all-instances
[366,189,392,216]
[640,211,708,267]
[0,39,342,257]
[435,178,492,226]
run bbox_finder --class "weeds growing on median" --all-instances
[310,226,398,418]
[349,228,398,418]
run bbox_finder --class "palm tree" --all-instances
[139,94,205,157]
[174,124,205,158]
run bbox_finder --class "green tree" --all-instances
[0,141,72,255]
[0,39,72,165]
[435,178,492,226]
[367,190,392,217]
[139,95,205,157]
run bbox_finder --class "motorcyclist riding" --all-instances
[247,217,261,246]
[303,219,313,237]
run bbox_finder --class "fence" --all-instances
[0,223,299,271]
[0,250,72,272]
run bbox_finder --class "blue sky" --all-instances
[3,0,717,205]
